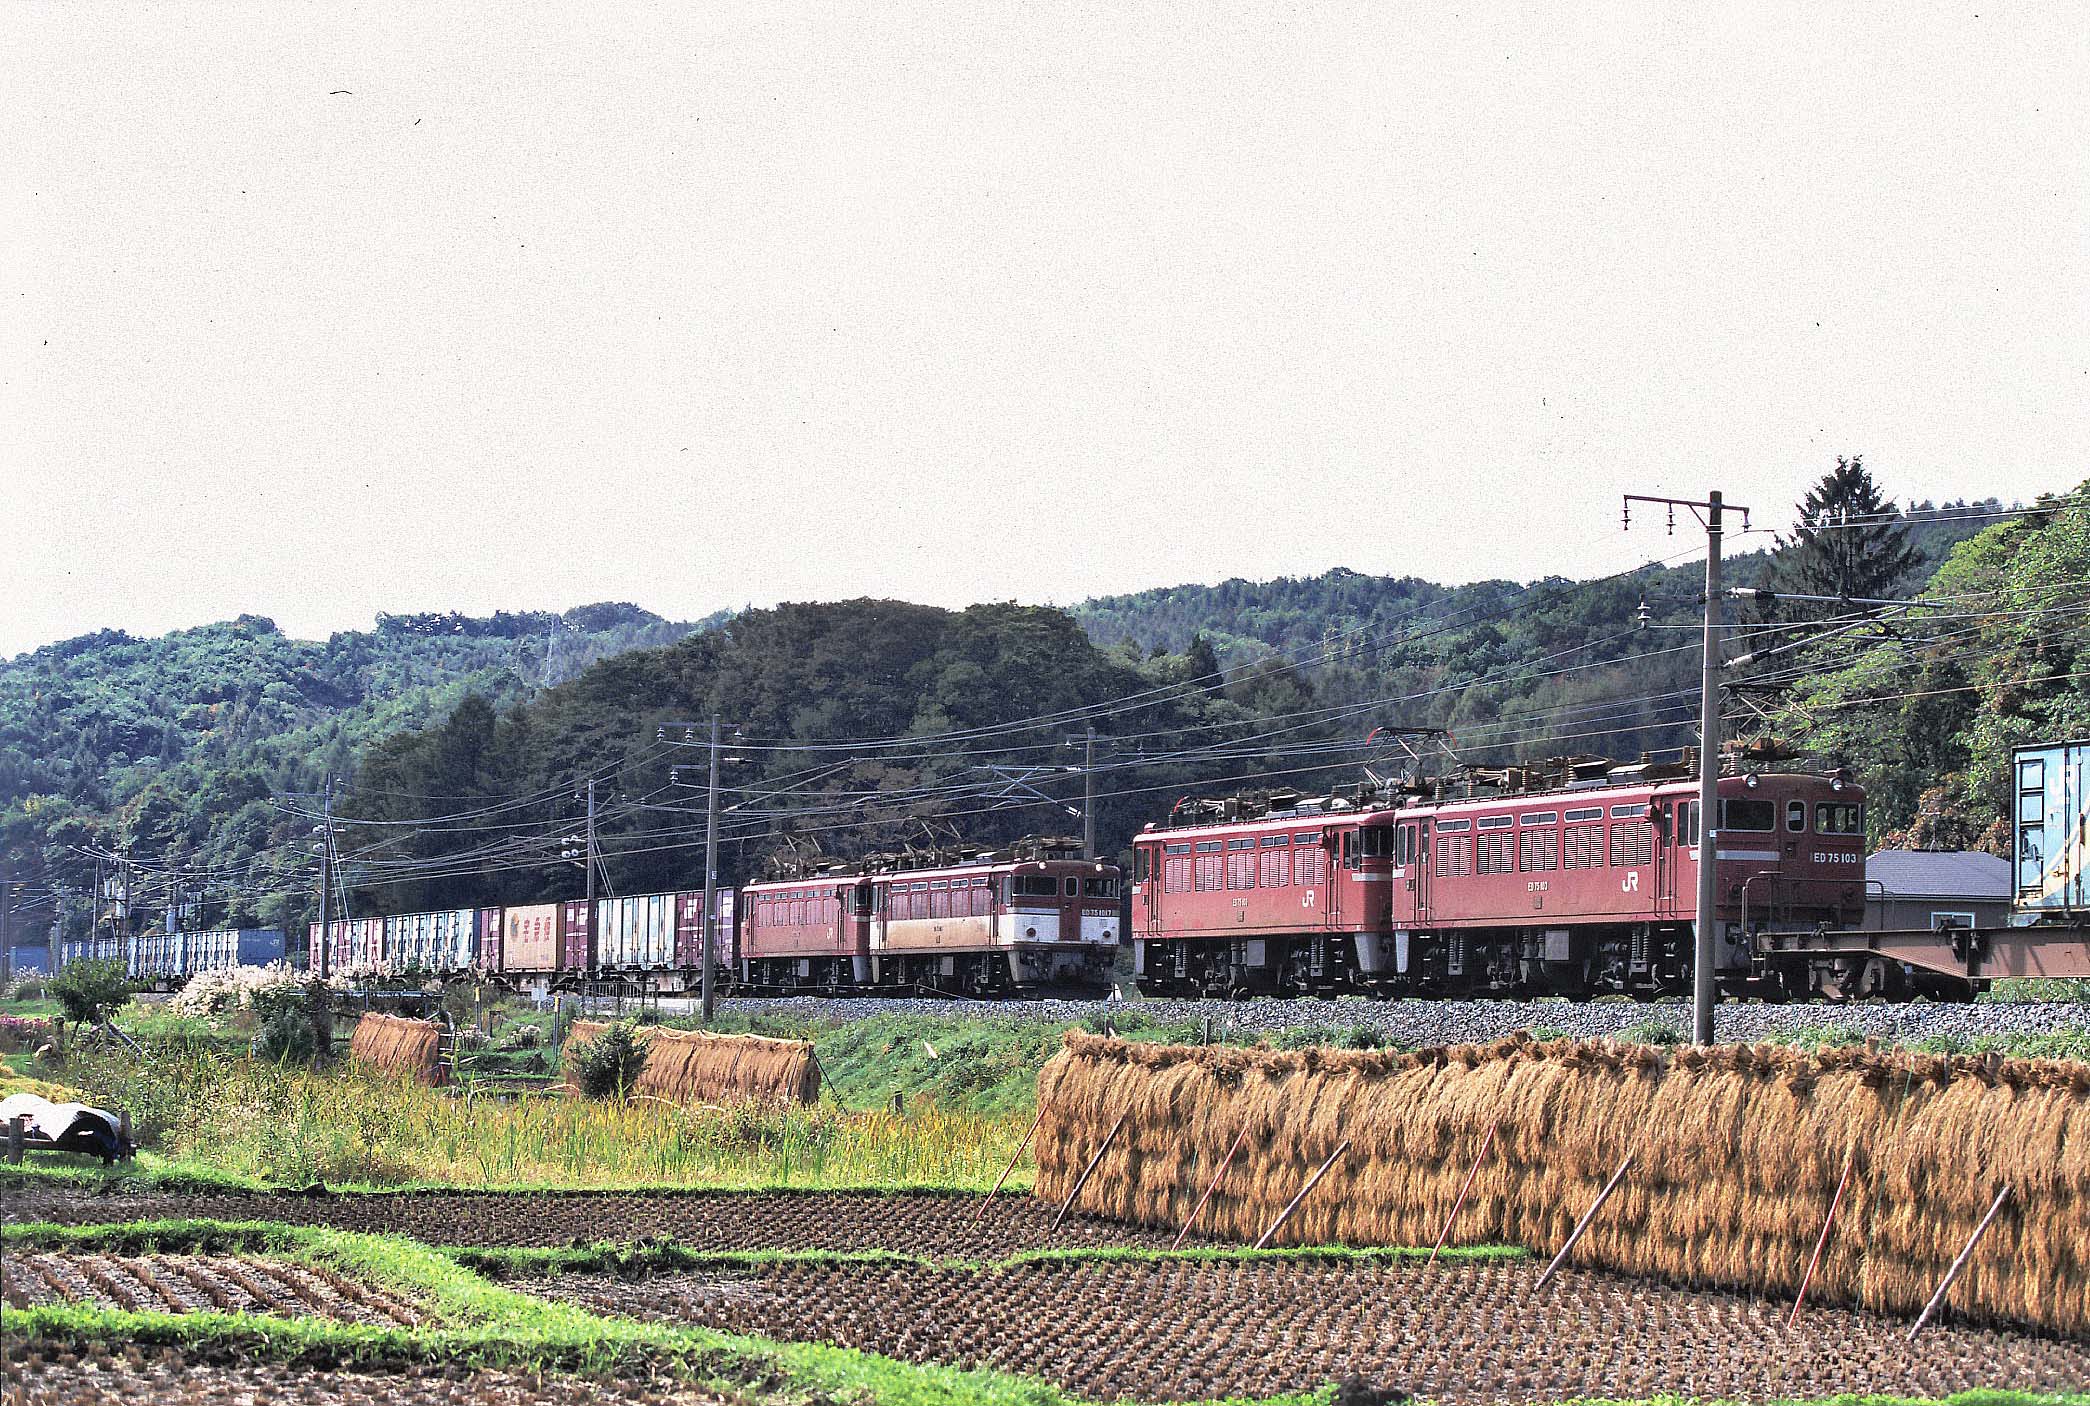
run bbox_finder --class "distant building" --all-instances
[1867,850,2012,931]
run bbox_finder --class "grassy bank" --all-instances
[38,1043,1030,1189]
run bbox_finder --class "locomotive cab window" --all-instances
[1012,876,1060,898]
[1816,802,1864,835]
[1339,831,1359,868]
[1786,800,1807,832]
[1361,826,1392,858]
[1720,798,1776,832]
[1065,877,1080,897]
[1082,876,1118,898]
[1133,848,1152,884]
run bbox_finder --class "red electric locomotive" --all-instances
[740,837,1122,995]
[1133,750,1895,999]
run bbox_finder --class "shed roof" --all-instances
[1866,849,2011,901]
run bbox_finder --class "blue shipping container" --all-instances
[2013,742,2090,916]
[7,944,51,977]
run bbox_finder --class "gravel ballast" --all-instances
[707,992,2090,1047]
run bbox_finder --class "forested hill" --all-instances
[0,605,716,930]
[1071,498,1996,666]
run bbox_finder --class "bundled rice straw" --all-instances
[347,1012,445,1086]
[562,1020,821,1105]
[1033,1032,2090,1334]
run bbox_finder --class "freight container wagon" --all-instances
[348,916,385,972]
[185,928,287,975]
[60,935,125,969]
[500,902,563,972]
[2015,741,2090,918]
[560,898,593,975]
[128,930,187,984]
[475,907,504,974]
[595,892,678,971]
[6,944,51,978]
[678,888,735,973]
[308,919,358,975]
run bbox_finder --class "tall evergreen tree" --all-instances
[1773,456,1923,612]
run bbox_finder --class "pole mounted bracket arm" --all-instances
[1622,493,1752,534]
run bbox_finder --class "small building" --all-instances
[1867,850,2012,931]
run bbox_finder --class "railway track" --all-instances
[706,992,2090,1046]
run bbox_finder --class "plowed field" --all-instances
[0,1349,728,1406]
[523,1256,2090,1404]
[1,1252,424,1327]
[0,1188,1175,1254]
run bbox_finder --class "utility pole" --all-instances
[1624,489,1750,1046]
[1059,725,1103,857]
[584,778,598,906]
[1080,725,1096,858]
[316,774,334,979]
[702,714,722,1025]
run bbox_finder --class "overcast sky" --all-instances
[4,4,2083,657]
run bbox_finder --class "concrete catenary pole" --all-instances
[1693,491,1724,1046]
[701,713,721,1026]
[316,774,333,979]
[1083,725,1097,858]
[584,778,597,907]
[1623,488,1748,1047]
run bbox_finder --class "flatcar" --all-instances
[1132,754,1898,1000]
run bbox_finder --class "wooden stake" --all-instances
[1172,1123,1250,1251]
[1253,1140,1351,1250]
[1429,1118,1501,1267]
[1788,1144,1856,1328]
[973,1105,1046,1225]
[1535,1151,1635,1290]
[1050,1110,1128,1233]
[1908,1184,2012,1340]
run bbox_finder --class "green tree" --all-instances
[1772,457,1923,612]
[567,1019,651,1099]
[49,959,133,1030]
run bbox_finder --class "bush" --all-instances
[253,1007,321,1065]
[1620,1019,1686,1047]
[50,959,134,1028]
[567,1019,651,1099]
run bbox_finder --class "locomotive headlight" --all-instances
[1744,773,1760,789]
[1831,778,1845,792]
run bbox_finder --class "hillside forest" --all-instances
[1,469,2076,942]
